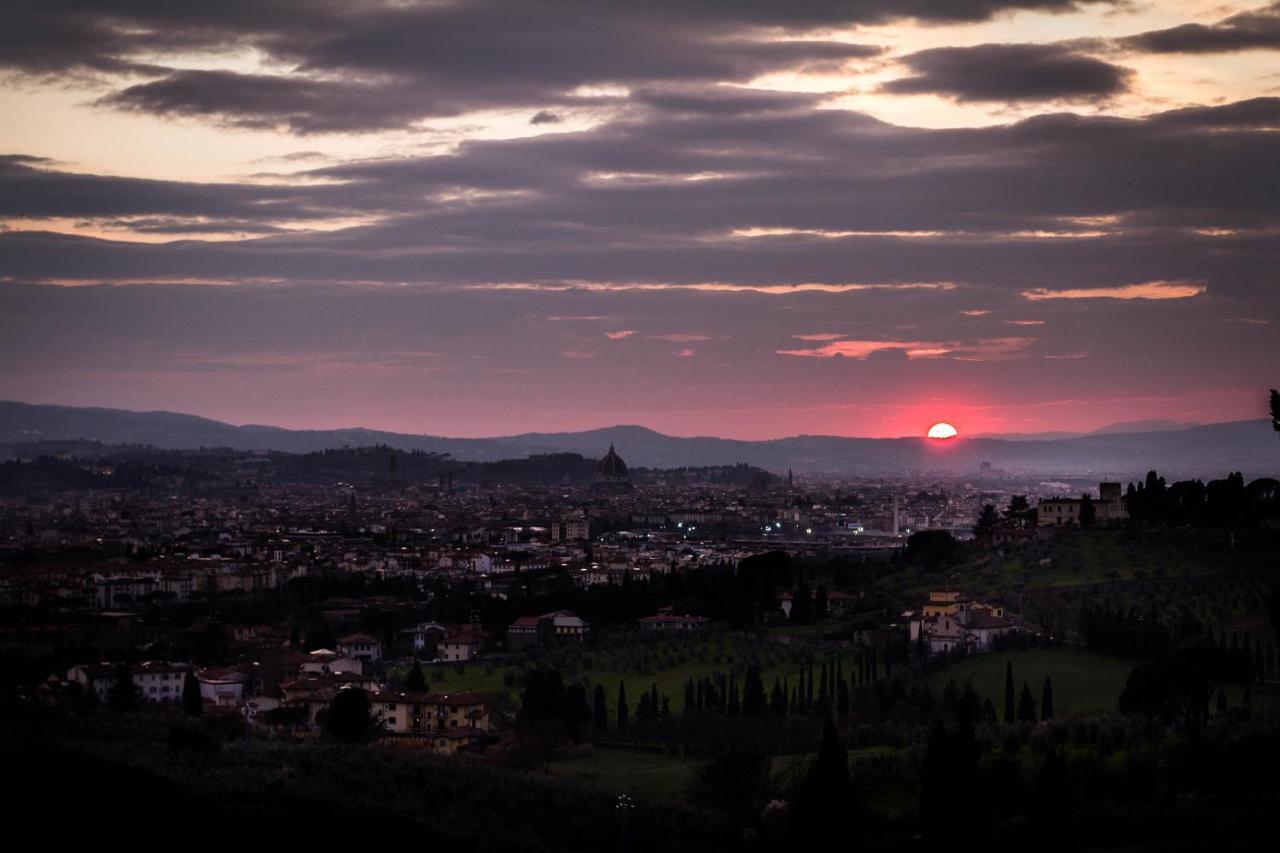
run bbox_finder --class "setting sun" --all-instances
[927,422,958,439]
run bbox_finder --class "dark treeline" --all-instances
[1125,470,1279,528]
[0,443,779,491]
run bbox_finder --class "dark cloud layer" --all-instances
[1124,2,1280,54]
[3,98,1277,300]
[0,0,1086,130]
[882,43,1133,102]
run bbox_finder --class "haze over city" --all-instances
[2,1,1278,438]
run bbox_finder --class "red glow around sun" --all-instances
[927,422,958,439]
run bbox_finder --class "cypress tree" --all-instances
[181,670,203,717]
[819,660,829,703]
[770,678,785,717]
[684,677,696,715]
[593,684,608,733]
[727,674,740,716]
[799,714,850,824]
[1003,661,1016,724]
[617,681,629,728]
[1040,675,1054,721]
[742,664,767,717]
[650,683,658,716]
[107,663,141,712]
[837,677,850,719]
[1018,682,1037,723]
[404,659,427,692]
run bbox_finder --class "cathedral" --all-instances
[592,444,633,495]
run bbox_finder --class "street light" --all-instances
[616,793,635,853]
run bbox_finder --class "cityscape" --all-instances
[2,1,1280,850]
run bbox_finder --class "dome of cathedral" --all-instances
[596,444,629,478]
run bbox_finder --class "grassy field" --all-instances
[985,529,1272,591]
[928,648,1135,717]
[550,745,697,800]
[396,632,832,721]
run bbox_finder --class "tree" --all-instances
[1270,388,1280,434]
[1268,584,1280,651]
[814,585,829,622]
[1119,646,1254,739]
[1005,495,1031,526]
[181,670,203,717]
[325,687,375,743]
[1040,675,1054,720]
[1018,682,1037,723]
[798,714,849,823]
[262,704,309,728]
[975,503,1000,539]
[920,718,979,838]
[1079,493,1096,528]
[909,529,957,570]
[106,663,141,712]
[1004,661,1016,724]
[593,684,608,734]
[616,681,629,729]
[741,664,767,717]
[404,659,427,692]
[692,748,772,831]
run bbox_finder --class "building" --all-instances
[592,444,633,496]
[539,610,590,642]
[908,592,1019,655]
[1038,482,1129,526]
[439,624,488,661]
[337,632,382,662]
[299,649,364,676]
[1037,497,1082,527]
[506,615,541,649]
[278,673,380,724]
[372,689,490,737]
[67,660,190,703]
[505,611,591,647]
[639,614,709,632]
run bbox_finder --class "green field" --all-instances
[550,745,697,800]
[928,648,1135,717]
[983,529,1271,591]
[399,633,825,723]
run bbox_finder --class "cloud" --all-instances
[649,333,712,342]
[605,330,635,339]
[881,43,1133,102]
[1123,2,1280,55]
[1022,281,1206,300]
[777,337,1034,360]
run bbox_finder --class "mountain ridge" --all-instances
[1,400,1277,478]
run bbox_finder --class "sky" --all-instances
[1,0,1277,439]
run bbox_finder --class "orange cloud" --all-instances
[777,337,1033,361]
[1022,281,1205,300]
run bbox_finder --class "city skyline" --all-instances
[2,1,1278,438]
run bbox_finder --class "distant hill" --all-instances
[1,400,1277,478]
[974,419,1202,442]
